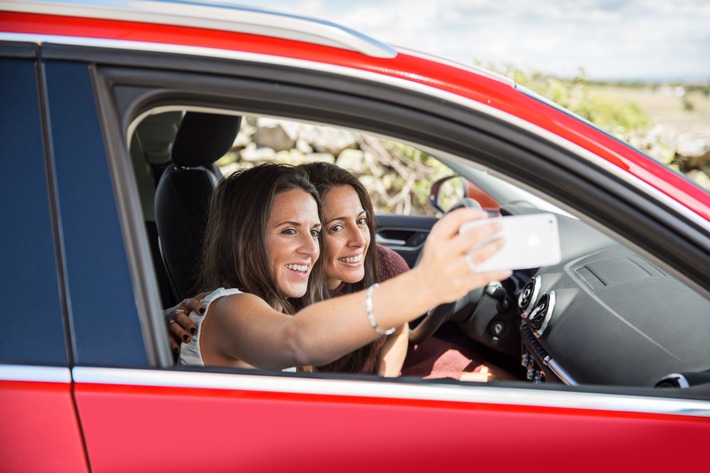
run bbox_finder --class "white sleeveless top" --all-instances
[178,287,243,366]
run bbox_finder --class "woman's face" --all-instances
[321,185,371,290]
[265,188,321,299]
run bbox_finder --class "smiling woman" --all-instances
[177,162,509,371]
[264,188,322,300]
[321,184,371,291]
[299,161,410,376]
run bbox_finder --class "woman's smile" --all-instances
[266,188,321,298]
[322,185,371,290]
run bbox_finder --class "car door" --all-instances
[53,43,708,471]
[0,45,89,473]
[376,214,435,268]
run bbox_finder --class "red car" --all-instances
[1,1,709,471]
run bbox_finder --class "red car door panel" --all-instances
[0,368,89,473]
[73,368,710,472]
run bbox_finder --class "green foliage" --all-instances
[686,84,710,96]
[682,95,695,112]
[478,63,652,139]
[377,139,452,215]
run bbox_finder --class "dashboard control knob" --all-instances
[529,291,556,337]
[518,276,541,318]
[486,282,511,312]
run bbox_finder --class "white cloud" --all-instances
[228,0,710,81]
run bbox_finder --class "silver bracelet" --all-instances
[366,283,395,336]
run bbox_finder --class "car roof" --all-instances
[1,0,400,58]
[2,0,709,221]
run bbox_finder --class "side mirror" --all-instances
[428,175,467,214]
[429,175,502,214]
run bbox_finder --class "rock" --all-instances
[335,149,368,174]
[274,150,336,165]
[252,118,297,151]
[677,130,710,159]
[240,142,277,161]
[219,161,242,177]
[300,125,357,156]
[296,137,313,154]
[686,168,710,189]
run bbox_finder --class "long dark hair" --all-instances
[299,162,382,374]
[199,163,328,314]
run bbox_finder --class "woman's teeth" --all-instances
[340,255,362,263]
[286,264,308,273]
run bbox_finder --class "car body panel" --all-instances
[73,367,710,471]
[0,368,89,472]
[0,55,69,365]
[43,59,148,366]
[2,1,710,471]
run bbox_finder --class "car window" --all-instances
[216,115,454,217]
[44,60,148,367]
[129,106,710,390]
[218,116,569,218]
[0,57,67,365]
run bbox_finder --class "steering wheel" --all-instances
[408,198,486,344]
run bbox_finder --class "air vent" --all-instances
[655,374,689,388]
[528,291,555,338]
[655,370,710,388]
[518,275,541,319]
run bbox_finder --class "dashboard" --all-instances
[458,212,710,389]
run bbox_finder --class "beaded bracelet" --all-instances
[366,283,395,336]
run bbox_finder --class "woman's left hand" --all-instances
[163,294,208,356]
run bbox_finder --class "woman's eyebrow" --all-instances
[274,220,303,228]
[326,210,366,225]
[275,220,322,228]
[325,216,346,225]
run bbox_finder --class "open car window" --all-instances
[129,107,710,391]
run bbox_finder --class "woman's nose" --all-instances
[348,227,367,247]
[299,233,319,257]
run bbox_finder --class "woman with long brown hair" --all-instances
[300,162,409,376]
[176,163,510,371]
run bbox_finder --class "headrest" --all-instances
[171,112,241,168]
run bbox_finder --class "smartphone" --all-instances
[459,213,562,272]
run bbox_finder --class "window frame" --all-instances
[74,44,710,377]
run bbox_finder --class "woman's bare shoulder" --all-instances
[209,291,282,324]
[211,291,265,312]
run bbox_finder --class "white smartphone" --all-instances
[459,213,562,272]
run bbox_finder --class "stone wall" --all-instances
[219,116,448,215]
[217,116,710,216]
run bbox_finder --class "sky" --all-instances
[221,0,710,82]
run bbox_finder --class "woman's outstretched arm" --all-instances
[202,208,511,370]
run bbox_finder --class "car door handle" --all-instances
[375,235,406,247]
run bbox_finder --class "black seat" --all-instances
[154,112,241,303]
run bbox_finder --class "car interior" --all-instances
[129,108,710,393]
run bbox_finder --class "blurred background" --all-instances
[218,0,710,195]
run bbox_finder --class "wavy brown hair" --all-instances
[299,162,382,374]
[199,163,328,315]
